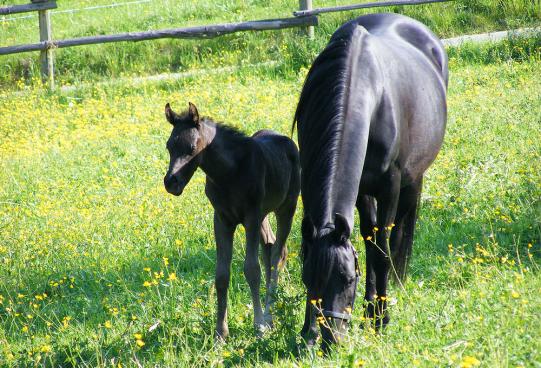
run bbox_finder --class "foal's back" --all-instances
[251,130,300,214]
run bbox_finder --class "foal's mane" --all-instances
[201,116,250,145]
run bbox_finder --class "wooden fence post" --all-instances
[33,0,54,88]
[299,0,314,39]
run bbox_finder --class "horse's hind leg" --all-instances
[263,202,296,326]
[259,216,276,318]
[391,178,423,281]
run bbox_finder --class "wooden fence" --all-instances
[0,0,452,88]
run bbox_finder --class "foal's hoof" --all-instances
[255,323,271,338]
[215,329,229,344]
[263,314,274,329]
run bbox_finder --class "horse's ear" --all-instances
[301,215,316,242]
[165,103,176,125]
[188,102,200,127]
[333,213,351,244]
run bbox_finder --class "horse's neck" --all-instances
[199,121,241,182]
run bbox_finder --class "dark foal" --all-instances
[163,102,300,338]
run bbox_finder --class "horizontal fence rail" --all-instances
[294,0,451,17]
[0,1,56,15]
[0,16,318,55]
[1,0,454,88]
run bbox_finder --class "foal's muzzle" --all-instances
[164,174,186,196]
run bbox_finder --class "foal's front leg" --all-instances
[214,212,235,340]
[244,214,266,334]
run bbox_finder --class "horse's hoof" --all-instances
[360,314,390,331]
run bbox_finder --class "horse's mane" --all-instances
[293,24,366,228]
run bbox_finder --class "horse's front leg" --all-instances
[244,213,266,334]
[214,211,235,341]
[300,298,319,348]
[365,170,401,329]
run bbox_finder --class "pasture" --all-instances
[1,0,541,367]
[1,51,540,367]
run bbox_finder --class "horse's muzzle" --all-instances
[164,174,185,196]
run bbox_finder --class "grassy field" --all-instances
[1,0,540,85]
[1,37,541,366]
[1,0,541,366]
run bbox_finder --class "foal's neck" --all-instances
[199,119,247,183]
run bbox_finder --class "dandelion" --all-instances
[511,290,520,299]
[134,333,143,340]
[223,351,231,358]
[62,316,71,328]
[104,320,112,329]
[163,257,169,266]
[168,272,177,281]
[21,325,29,332]
[356,359,366,367]
[143,267,151,272]
[40,345,52,353]
[136,339,145,348]
[143,281,152,287]
[460,355,480,368]
[317,351,323,357]
[310,299,317,305]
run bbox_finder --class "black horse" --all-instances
[163,102,300,339]
[294,13,448,348]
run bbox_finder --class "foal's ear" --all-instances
[333,213,351,244]
[188,102,200,127]
[165,103,176,125]
[301,216,316,242]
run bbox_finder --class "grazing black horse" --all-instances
[294,13,448,348]
[163,102,300,339]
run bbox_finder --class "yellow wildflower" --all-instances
[460,355,480,368]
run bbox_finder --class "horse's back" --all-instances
[335,13,447,85]
[336,13,448,186]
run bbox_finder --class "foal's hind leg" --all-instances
[260,216,276,320]
[263,203,295,326]
[214,212,235,340]
[244,213,266,334]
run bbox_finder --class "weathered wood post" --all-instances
[32,0,54,88]
[299,0,314,39]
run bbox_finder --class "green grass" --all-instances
[1,0,540,85]
[1,37,540,366]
